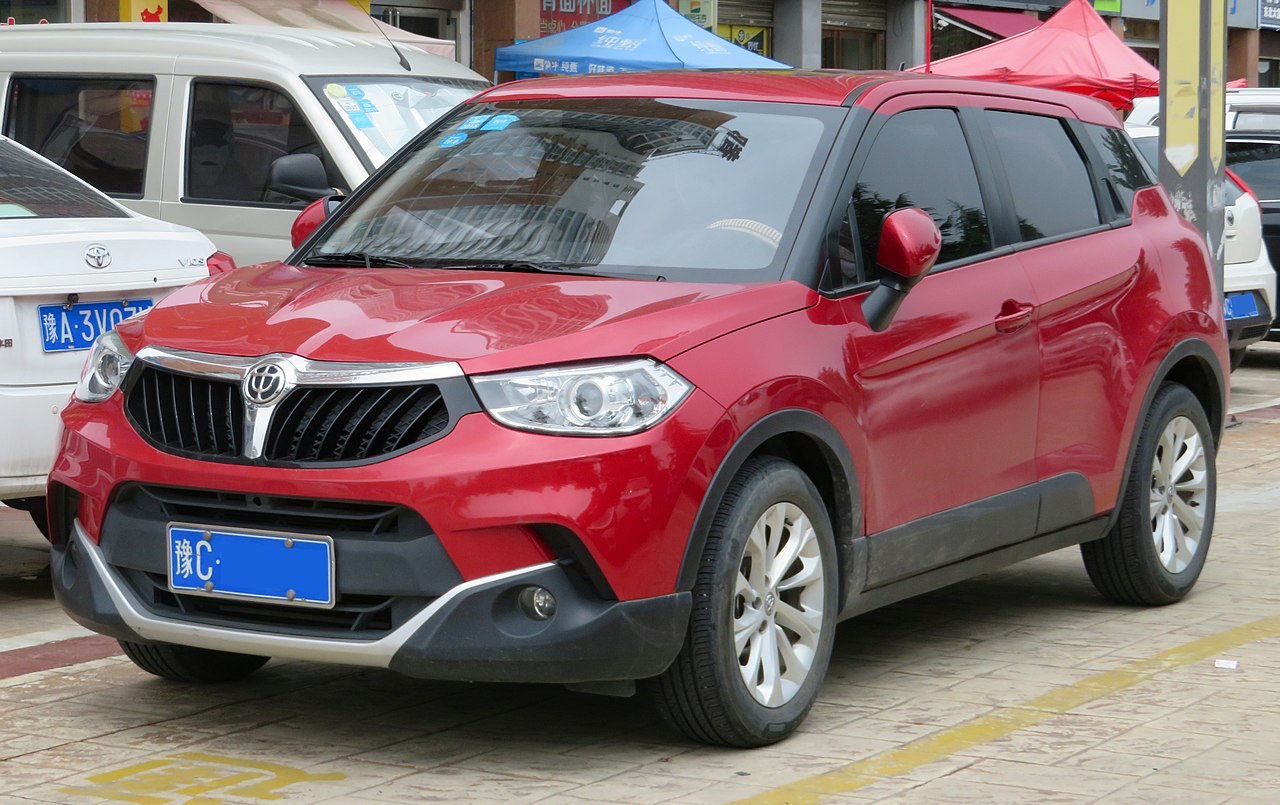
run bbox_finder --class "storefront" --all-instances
[1262,0,1280,86]
[1122,0,1260,84]
[821,0,887,69]
[716,0,775,57]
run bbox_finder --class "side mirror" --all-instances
[268,153,332,202]
[861,207,942,332]
[291,194,345,249]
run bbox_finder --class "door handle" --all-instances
[994,300,1034,333]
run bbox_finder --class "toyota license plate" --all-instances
[38,299,153,352]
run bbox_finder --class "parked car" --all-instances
[1125,88,1280,131]
[0,135,222,534]
[48,72,1227,747]
[0,23,488,266]
[1224,131,1280,346]
[1129,126,1276,368]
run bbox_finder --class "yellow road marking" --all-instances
[737,614,1280,805]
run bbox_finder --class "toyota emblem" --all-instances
[243,361,289,406]
[84,244,112,269]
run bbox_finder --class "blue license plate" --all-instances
[167,524,335,608]
[1225,293,1260,321]
[38,299,153,352]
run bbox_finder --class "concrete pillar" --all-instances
[775,0,822,69]
[885,0,927,72]
[1108,15,1125,39]
[474,0,540,82]
[1229,27,1260,87]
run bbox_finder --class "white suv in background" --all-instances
[0,136,219,533]
[1129,126,1276,370]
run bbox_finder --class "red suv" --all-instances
[49,72,1226,747]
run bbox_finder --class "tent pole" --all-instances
[925,0,933,73]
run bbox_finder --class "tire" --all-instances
[118,640,269,683]
[3,496,49,538]
[648,456,838,747]
[1230,348,1247,372]
[1082,383,1215,605]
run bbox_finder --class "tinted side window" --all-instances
[847,108,992,284]
[1082,123,1155,217]
[987,111,1101,242]
[186,82,343,206]
[0,139,127,219]
[5,76,154,197]
[1227,140,1280,201]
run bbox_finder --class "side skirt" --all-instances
[837,516,1110,620]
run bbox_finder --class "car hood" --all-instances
[127,263,817,373]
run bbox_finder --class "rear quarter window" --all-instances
[1082,123,1155,217]
[0,139,127,219]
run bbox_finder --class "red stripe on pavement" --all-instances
[0,635,121,680]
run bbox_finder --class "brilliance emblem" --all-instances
[243,361,289,406]
[84,244,112,269]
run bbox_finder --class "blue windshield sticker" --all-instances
[440,132,468,147]
[359,99,378,114]
[480,114,520,131]
[345,85,366,99]
[348,112,374,129]
[458,114,492,131]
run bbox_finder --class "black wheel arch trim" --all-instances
[677,409,862,607]
[1105,337,1225,531]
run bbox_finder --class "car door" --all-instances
[982,108,1145,523]
[159,77,347,266]
[832,100,1041,587]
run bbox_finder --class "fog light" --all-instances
[518,586,557,620]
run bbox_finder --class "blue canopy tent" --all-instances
[493,0,789,77]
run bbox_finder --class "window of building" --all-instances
[821,28,885,69]
[4,76,154,197]
[986,110,1102,242]
[839,108,992,287]
[186,81,343,206]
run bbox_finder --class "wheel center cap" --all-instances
[764,592,776,616]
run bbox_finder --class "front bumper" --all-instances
[53,520,691,683]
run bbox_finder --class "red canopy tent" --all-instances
[912,0,1157,109]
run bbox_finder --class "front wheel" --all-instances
[648,457,837,747]
[1081,383,1215,605]
[119,640,269,683]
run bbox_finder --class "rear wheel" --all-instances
[649,457,837,747]
[119,641,269,683]
[1082,383,1215,605]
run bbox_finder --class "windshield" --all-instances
[302,98,841,281]
[307,76,488,169]
[1227,140,1280,201]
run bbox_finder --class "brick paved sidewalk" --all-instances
[1,413,1279,804]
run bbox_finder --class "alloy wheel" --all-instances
[1149,415,1208,573]
[733,501,826,707]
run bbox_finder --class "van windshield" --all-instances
[307,76,488,170]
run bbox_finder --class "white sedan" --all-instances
[0,136,229,534]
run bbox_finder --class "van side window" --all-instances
[1081,123,1154,219]
[186,82,342,206]
[986,111,1102,242]
[5,76,154,198]
[839,108,992,287]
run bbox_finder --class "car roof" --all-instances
[473,70,1122,125]
[0,22,484,81]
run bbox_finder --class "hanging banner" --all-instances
[539,0,634,37]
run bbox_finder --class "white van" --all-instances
[0,23,488,266]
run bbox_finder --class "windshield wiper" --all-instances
[300,251,414,268]
[414,259,589,274]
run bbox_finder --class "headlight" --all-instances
[75,331,135,403]
[473,358,692,436]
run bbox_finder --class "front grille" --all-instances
[126,366,243,457]
[124,364,459,466]
[265,385,449,463]
[136,485,406,537]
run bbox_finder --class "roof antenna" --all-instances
[371,11,413,72]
